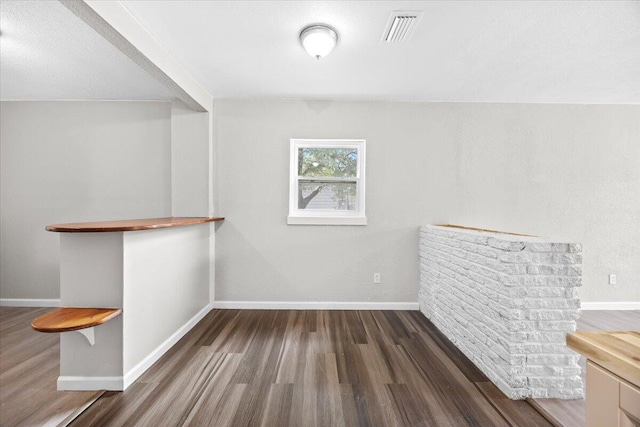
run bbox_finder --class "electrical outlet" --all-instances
[373,273,381,284]
[609,274,617,285]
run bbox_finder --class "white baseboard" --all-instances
[58,376,123,391]
[0,298,60,307]
[211,301,420,311]
[122,303,212,389]
[581,301,640,310]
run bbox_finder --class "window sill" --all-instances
[287,216,367,226]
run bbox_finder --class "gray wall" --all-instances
[0,101,171,300]
[171,100,211,217]
[214,100,640,303]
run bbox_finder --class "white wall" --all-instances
[0,101,172,300]
[214,100,640,304]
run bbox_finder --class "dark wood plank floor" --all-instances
[69,309,550,427]
[0,307,103,427]
[3,307,637,426]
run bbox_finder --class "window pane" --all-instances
[298,147,357,178]
[298,182,357,210]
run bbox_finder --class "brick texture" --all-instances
[419,225,584,399]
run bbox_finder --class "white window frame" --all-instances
[288,139,366,225]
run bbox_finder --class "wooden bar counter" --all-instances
[567,331,640,426]
[47,216,223,391]
[46,216,223,232]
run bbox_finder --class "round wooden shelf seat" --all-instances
[32,307,122,333]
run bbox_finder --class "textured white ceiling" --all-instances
[121,0,640,104]
[2,1,638,104]
[0,0,172,101]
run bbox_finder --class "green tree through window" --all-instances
[297,147,357,209]
[288,139,366,226]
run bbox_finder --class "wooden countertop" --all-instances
[46,217,224,233]
[567,331,640,387]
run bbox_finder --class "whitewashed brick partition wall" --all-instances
[419,224,584,399]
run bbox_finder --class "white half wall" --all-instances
[123,225,210,373]
[0,101,171,300]
[55,224,211,390]
[213,100,640,304]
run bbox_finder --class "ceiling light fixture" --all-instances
[300,25,338,60]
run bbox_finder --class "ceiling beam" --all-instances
[59,0,212,112]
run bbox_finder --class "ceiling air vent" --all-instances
[382,11,423,43]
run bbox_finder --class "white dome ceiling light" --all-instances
[300,25,338,60]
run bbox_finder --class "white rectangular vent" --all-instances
[382,11,423,43]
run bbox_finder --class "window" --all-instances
[288,139,366,225]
